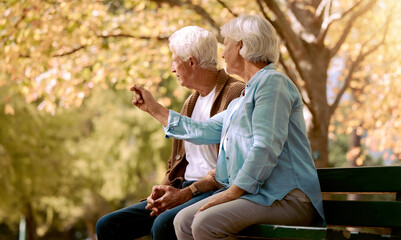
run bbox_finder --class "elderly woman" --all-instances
[131,15,325,239]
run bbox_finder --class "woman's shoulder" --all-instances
[258,69,296,88]
[260,68,287,80]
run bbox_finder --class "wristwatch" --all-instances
[189,184,202,197]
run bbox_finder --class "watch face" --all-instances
[193,191,201,197]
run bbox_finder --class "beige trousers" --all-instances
[174,189,316,240]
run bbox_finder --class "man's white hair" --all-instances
[221,15,279,64]
[169,26,217,70]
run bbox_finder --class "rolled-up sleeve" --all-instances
[164,109,226,145]
[233,74,292,194]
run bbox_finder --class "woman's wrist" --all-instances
[228,184,245,199]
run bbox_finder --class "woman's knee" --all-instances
[191,212,219,239]
[173,206,196,238]
[173,209,186,233]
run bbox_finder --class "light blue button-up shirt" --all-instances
[164,64,325,224]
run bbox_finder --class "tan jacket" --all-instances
[161,69,245,188]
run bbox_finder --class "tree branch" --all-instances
[97,33,169,42]
[258,0,312,95]
[257,0,314,111]
[256,0,311,91]
[317,0,365,44]
[256,0,285,33]
[152,0,222,42]
[261,0,308,58]
[255,0,281,30]
[330,0,377,58]
[52,32,169,58]
[217,0,238,17]
[329,9,391,115]
[315,0,331,18]
[53,45,87,57]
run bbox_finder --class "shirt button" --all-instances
[175,154,181,160]
[226,156,229,160]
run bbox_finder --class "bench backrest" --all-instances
[317,166,401,231]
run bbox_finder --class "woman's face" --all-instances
[222,37,242,75]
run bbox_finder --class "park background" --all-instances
[1,0,401,239]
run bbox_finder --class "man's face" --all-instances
[171,52,196,89]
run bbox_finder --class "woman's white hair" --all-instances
[221,15,279,64]
[169,26,218,70]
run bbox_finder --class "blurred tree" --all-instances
[330,2,401,165]
[2,0,398,168]
[67,84,180,238]
[0,86,91,240]
[0,80,185,239]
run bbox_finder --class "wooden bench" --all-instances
[236,166,401,239]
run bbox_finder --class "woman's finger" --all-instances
[195,203,211,216]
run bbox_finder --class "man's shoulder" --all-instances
[183,92,196,106]
[223,75,245,94]
[217,69,245,88]
[226,76,245,87]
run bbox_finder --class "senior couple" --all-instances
[97,15,325,240]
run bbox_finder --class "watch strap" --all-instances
[189,184,201,196]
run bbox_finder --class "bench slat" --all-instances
[237,224,328,239]
[236,224,398,239]
[324,200,401,228]
[318,166,401,192]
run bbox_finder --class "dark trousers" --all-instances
[96,181,213,240]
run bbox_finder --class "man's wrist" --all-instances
[189,183,202,197]
[180,187,194,201]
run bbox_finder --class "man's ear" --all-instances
[188,56,198,69]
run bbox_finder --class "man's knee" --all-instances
[151,211,176,239]
[96,214,111,238]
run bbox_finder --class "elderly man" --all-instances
[96,26,244,240]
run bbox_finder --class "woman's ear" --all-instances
[237,40,243,50]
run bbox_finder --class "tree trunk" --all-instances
[348,128,362,166]
[84,218,97,240]
[306,48,331,168]
[25,202,38,240]
[309,124,329,168]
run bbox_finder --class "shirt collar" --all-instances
[245,63,276,90]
